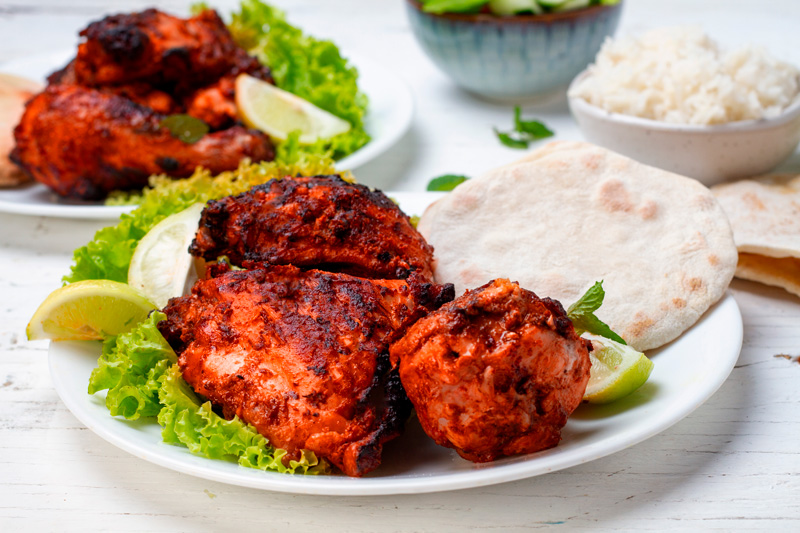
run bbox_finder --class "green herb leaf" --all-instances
[421,0,489,14]
[494,107,554,149]
[427,174,471,191]
[514,106,554,139]
[567,280,605,317]
[494,128,530,149]
[159,114,209,144]
[567,281,627,345]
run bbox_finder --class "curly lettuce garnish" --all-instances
[91,312,329,475]
[89,312,176,419]
[159,365,326,474]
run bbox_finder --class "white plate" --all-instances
[0,51,413,220]
[47,193,743,496]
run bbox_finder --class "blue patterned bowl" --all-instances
[405,1,623,101]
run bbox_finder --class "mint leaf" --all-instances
[421,0,488,14]
[427,174,470,191]
[567,280,605,317]
[494,107,554,149]
[494,129,530,149]
[567,281,627,345]
[514,106,554,139]
[160,114,209,144]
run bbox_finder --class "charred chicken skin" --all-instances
[12,8,275,199]
[73,8,273,89]
[390,278,592,463]
[12,85,273,199]
[158,265,453,477]
[190,175,437,281]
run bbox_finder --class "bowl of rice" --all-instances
[567,26,800,186]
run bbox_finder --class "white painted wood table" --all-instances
[1,0,799,530]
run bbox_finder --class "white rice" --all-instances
[569,26,800,125]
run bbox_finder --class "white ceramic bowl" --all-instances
[567,71,800,186]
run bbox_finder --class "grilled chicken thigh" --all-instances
[158,265,453,477]
[390,278,592,463]
[190,176,437,281]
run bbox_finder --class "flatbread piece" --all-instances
[0,73,41,186]
[712,174,800,297]
[419,141,738,351]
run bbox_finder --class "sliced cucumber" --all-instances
[552,0,591,11]
[488,0,543,16]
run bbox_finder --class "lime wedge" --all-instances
[235,73,351,144]
[27,280,155,341]
[583,333,654,404]
[128,203,204,309]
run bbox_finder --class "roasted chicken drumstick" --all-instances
[12,85,273,199]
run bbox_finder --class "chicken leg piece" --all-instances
[12,84,274,199]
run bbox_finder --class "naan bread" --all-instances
[0,73,41,187]
[419,141,738,351]
[712,175,800,297]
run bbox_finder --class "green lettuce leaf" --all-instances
[89,312,176,420]
[70,157,341,283]
[158,365,328,474]
[229,0,370,161]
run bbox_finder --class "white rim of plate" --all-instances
[47,290,743,496]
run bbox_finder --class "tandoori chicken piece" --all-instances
[47,61,181,114]
[390,278,592,463]
[190,176,437,281]
[12,8,277,198]
[11,85,274,199]
[157,265,454,477]
[183,76,241,130]
[73,8,272,89]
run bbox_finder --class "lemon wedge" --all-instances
[127,203,205,309]
[583,333,654,404]
[235,73,351,144]
[27,280,155,341]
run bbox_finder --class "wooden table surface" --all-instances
[1,0,799,531]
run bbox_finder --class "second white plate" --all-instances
[0,50,413,219]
